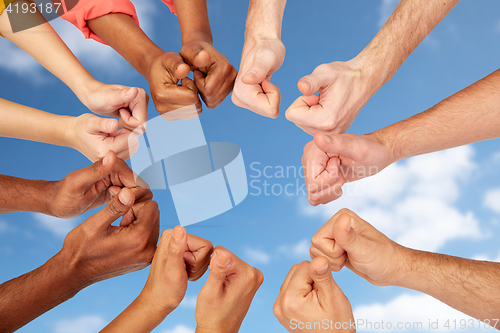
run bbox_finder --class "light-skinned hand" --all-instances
[286,60,378,135]
[139,226,213,315]
[82,83,149,131]
[274,257,355,333]
[68,113,140,162]
[232,37,285,118]
[310,209,406,286]
[180,41,237,109]
[60,187,159,284]
[195,246,263,333]
[47,151,146,219]
[303,132,393,205]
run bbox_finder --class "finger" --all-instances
[161,53,190,80]
[120,88,149,129]
[314,132,354,158]
[165,225,189,279]
[184,235,213,281]
[76,150,116,192]
[204,248,234,297]
[309,256,344,308]
[332,211,366,254]
[180,43,211,69]
[298,65,335,96]
[241,48,278,85]
[311,212,348,259]
[90,116,119,134]
[88,187,135,228]
[286,261,314,297]
[195,67,235,109]
[232,79,280,118]
[279,264,298,294]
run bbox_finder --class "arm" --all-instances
[310,209,500,324]
[0,151,139,217]
[0,188,158,333]
[0,2,148,129]
[286,0,460,135]
[174,0,237,109]
[302,68,500,205]
[231,0,286,118]
[101,227,213,333]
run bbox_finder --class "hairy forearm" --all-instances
[173,0,212,44]
[0,98,74,148]
[0,174,56,215]
[378,68,500,163]
[0,251,83,332]
[87,13,164,77]
[245,0,287,40]
[396,248,500,322]
[355,0,459,87]
[0,1,100,104]
[101,293,170,333]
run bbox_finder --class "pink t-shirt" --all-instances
[62,0,176,44]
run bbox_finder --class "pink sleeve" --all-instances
[161,0,176,15]
[61,0,140,44]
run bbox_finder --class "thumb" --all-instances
[313,132,353,157]
[309,256,342,306]
[76,150,116,189]
[96,117,119,134]
[87,187,135,228]
[180,43,211,69]
[241,50,276,85]
[121,87,139,104]
[165,225,188,276]
[298,66,334,96]
[331,212,362,253]
[205,249,233,295]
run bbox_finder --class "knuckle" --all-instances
[107,200,125,216]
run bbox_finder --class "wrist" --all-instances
[48,250,87,296]
[182,32,213,46]
[370,129,398,166]
[136,290,175,318]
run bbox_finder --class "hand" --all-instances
[146,52,202,119]
[180,41,237,109]
[310,209,406,287]
[195,246,263,333]
[286,59,378,135]
[232,37,285,118]
[60,187,159,284]
[48,151,142,219]
[68,113,140,162]
[274,258,355,333]
[303,132,393,205]
[139,226,213,315]
[82,82,149,131]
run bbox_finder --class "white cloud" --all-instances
[302,146,485,252]
[0,220,10,234]
[378,0,399,27]
[161,325,195,333]
[179,295,197,308]
[54,315,106,333]
[32,213,79,237]
[484,188,500,214]
[473,251,500,262]
[277,239,310,260]
[245,248,271,265]
[354,293,474,332]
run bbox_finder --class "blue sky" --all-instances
[1,0,500,332]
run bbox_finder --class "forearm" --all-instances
[101,293,171,333]
[0,251,83,332]
[87,13,164,77]
[395,248,500,322]
[377,68,500,163]
[0,174,56,215]
[0,2,101,104]
[244,0,286,40]
[354,0,459,87]
[173,0,212,44]
[0,98,76,148]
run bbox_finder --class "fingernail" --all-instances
[118,190,132,205]
[102,152,111,166]
[302,80,313,92]
[321,133,331,142]
[244,71,257,78]
[347,217,353,232]
[215,252,232,267]
[316,263,329,275]
[109,187,119,197]
[173,225,185,241]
